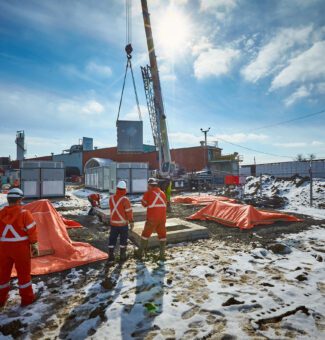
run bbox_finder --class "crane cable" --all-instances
[116,0,142,123]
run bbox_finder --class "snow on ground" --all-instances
[0,193,7,209]
[244,175,325,219]
[1,225,324,339]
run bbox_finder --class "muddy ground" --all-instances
[66,204,325,253]
[1,203,325,339]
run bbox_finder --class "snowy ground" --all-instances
[243,175,325,219]
[0,180,324,339]
[0,225,324,339]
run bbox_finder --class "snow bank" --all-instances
[244,175,325,219]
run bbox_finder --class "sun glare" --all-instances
[156,7,191,59]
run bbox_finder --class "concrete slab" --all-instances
[94,204,147,224]
[129,218,209,248]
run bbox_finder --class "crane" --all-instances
[140,0,174,177]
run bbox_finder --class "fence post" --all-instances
[309,160,313,207]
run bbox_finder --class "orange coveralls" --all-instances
[141,187,167,240]
[88,193,101,207]
[0,205,38,306]
[108,190,133,249]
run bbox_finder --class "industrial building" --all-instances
[240,159,325,178]
[5,137,240,185]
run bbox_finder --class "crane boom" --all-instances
[140,0,172,175]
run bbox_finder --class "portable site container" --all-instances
[117,120,144,153]
[84,158,148,193]
[20,161,65,198]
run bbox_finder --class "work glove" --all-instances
[31,242,39,257]
[129,222,135,231]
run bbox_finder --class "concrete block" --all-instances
[129,218,209,248]
[94,204,147,224]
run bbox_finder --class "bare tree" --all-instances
[308,153,316,160]
[296,154,305,161]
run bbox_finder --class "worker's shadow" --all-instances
[121,259,166,339]
[58,261,124,339]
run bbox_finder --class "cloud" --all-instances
[271,40,325,89]
[194,47,240,79]
[85,61,112,78]
[159,62,177,81]
[273,142,307,148]
[124,105,148,120]
[241,26,313,83]
[216,133,269,143]
[284,85,311,106]
[200,0,237,20]
[169,132,268,146]
[191,36,214,57]
[311,140,324,146]
[81,100,105,114]
[0,0,125,44]
[169,132,201,145]
[316,82,325,94]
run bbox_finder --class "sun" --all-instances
[155,6,191,59]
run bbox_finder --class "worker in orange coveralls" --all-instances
[87,193,101,215]
[108,181,134,262]
[138,178,167,260]
[0,188,39,308]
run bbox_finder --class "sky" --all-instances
[0,0,325,165]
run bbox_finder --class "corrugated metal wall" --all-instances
[240,160,325,178]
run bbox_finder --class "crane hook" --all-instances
[125,43,133,59]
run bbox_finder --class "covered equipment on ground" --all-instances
[172,195,236,205]
[25,200,82,229]
[13,200,107,276]
[188,200,302,229]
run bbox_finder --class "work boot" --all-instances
[120,248,127,262]
[136,239,148,259]
[159,240,166,261]
[108,248,115,262]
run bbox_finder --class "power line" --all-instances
[217,137,294,160]
[251,108,325,132]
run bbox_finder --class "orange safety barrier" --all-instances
[12,199,107,276]
[24,200,82,229]
[172,195,236,205]
[188,200,302,229]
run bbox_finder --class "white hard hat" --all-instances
[7,188,24,198]
[148,177,158,185]
[117,180,127,190]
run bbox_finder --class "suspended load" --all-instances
[116,1,143,153]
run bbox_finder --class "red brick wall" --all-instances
[83,147,159,169]
[171,147,207,172]
[83,146,208,172]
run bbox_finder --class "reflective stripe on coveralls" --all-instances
[148,191,167,209]
[0,224,29,242]
[110,196,128,225]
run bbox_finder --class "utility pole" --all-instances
[200,127,210,147]
[309,159,313,207]
[200,128,210,171]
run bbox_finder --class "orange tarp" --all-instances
[172,195,236,205]
[188,200,302,229]
[24,200,82,229]
[13,200,108,276]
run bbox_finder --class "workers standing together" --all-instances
[138,178,168,260]
[108,181,134,262]
[0,188,39,307]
